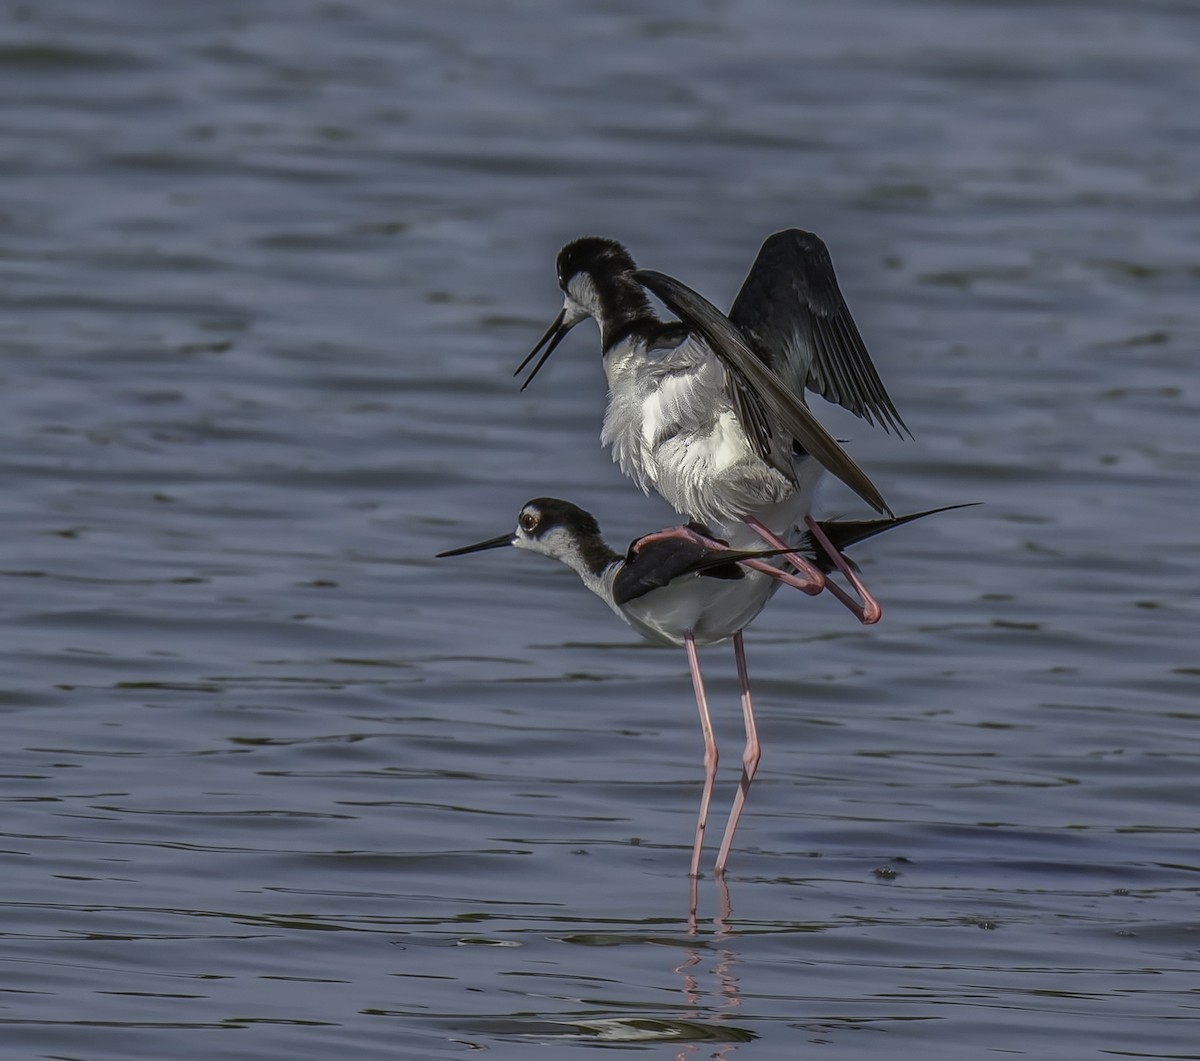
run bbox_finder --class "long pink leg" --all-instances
[632,526,726,551]
[742,517,825,595]
[740,557,826,592]
[804,516,882,625]
[636,517,879,623]
[684,631,718,879]
[633,522,829,601]
[714,632,760,875]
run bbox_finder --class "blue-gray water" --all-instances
[2,1,1198,1058]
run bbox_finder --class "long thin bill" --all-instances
[514,309,566,377]
[435,533,513,558]
[515,311,580,391]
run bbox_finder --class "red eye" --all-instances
[519,511,537,532]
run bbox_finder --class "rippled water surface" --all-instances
[2,1,1198,1058]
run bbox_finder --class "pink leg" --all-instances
[684,631,717,879]
[743,517,825,595]
[740,557,827,592]
[635,526,809,587]
[714,632,760,874]
[804,516,882,625]
[632,525,727,551]
[686,875,700,936]
[715,872,732,934]
[633,521,832,606]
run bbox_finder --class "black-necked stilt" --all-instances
[437,497,968,876]
[515,230,910,625]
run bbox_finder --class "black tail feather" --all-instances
[808,503,979,573]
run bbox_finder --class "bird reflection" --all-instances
[673,874,748,1059]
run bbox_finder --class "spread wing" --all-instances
[728,229,909,437]
[632,266,893,516]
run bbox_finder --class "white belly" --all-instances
[620,566,784,648]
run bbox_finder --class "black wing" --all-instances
[612,536,795,607]
[632,266,893,516]
[729,230,909,437]
[804,503,979,573]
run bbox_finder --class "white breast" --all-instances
[601,334,797,524]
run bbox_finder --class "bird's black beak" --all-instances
[435,533,514,558]
[513,307,581,391]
